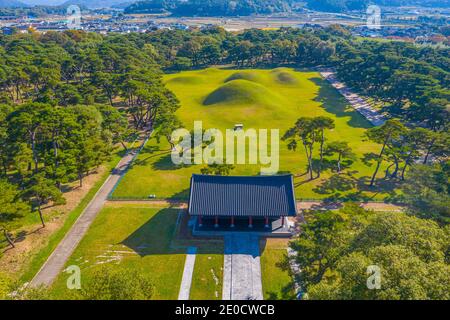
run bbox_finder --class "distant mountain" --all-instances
[61,0,135,9]
[125,0,294,16]
[111,2,135,9]
[0,0,29,8]
[304,0,450,13]
[20,0,65,5]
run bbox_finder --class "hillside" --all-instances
[61,0,130,9]
[0,0,28,8]
[125,0,294,16]
[304,0,450,13]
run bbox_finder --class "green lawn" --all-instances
[112,68,396,201]
[260,239,295,300]
[49,205,225,300]
[50,206,186,299]
[190,247,223,300]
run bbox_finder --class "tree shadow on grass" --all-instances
[169,188,190,201]
[121,208,223,256]
[152,153,194,171]
[309,77,373,129]
[355,176,402,203]
[265,282,296,300]
[312,173,374,203]
[131,145,171,168]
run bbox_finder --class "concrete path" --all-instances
[178,246,197,300]
[320,69,387,126]
[222,233,263,300]
[30,147,142,287]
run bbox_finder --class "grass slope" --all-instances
[112,68,395,201]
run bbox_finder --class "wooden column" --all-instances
[214,216,219,228]
[198,215,203,227]
[248,216,253,228]
[281,216,285,228]
[230,216,235,228]
[265,216,269,228]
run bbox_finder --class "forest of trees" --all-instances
[142,25,448,127]
[292,203,449,300]
[0,30,179,250]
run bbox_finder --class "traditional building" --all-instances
[188,174,297,232]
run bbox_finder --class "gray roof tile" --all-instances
[188,174,297,217]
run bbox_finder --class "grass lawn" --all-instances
[50,206,186,299]
[112,68,397,201]
[189,246,223,300]
[49,204,225,300]
[260,239,295,300]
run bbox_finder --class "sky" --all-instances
[21,0,66,5]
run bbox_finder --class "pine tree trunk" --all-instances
[302,142,312,179]
[308,144,314,180]
[337,153,342,174]
[370,138,388,187]
[318,130,325,178]
[79,171,83,187]
[38,206,45,228]
[120,141,128,152]
[401,152,412,180]
[3,229,14,248]
[423,140,435,164]
[391,155,399,178]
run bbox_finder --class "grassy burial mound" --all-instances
[224,71,265,83]
[203,79,281,106]
[271,68,299,85]
[112,68,395,201]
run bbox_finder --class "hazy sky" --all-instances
[21,0,68,5]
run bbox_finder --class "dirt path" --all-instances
[105,199,404,212]
[29,146,144,287]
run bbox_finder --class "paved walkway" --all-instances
[320,69,387,126]
[30,147,142,287]
[178,247,197,300]
[222,233,263,300]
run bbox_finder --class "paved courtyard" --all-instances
[222,233,263,300]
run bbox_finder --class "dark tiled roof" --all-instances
[188,174,297,217]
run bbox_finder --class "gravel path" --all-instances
[222,233,263,300]
[320,69,387,126]
[30,144,145,287]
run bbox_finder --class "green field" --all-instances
[260,239,295,300]
[49,205,226,300]
[112,68,394,201]
[50,206,186,299]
